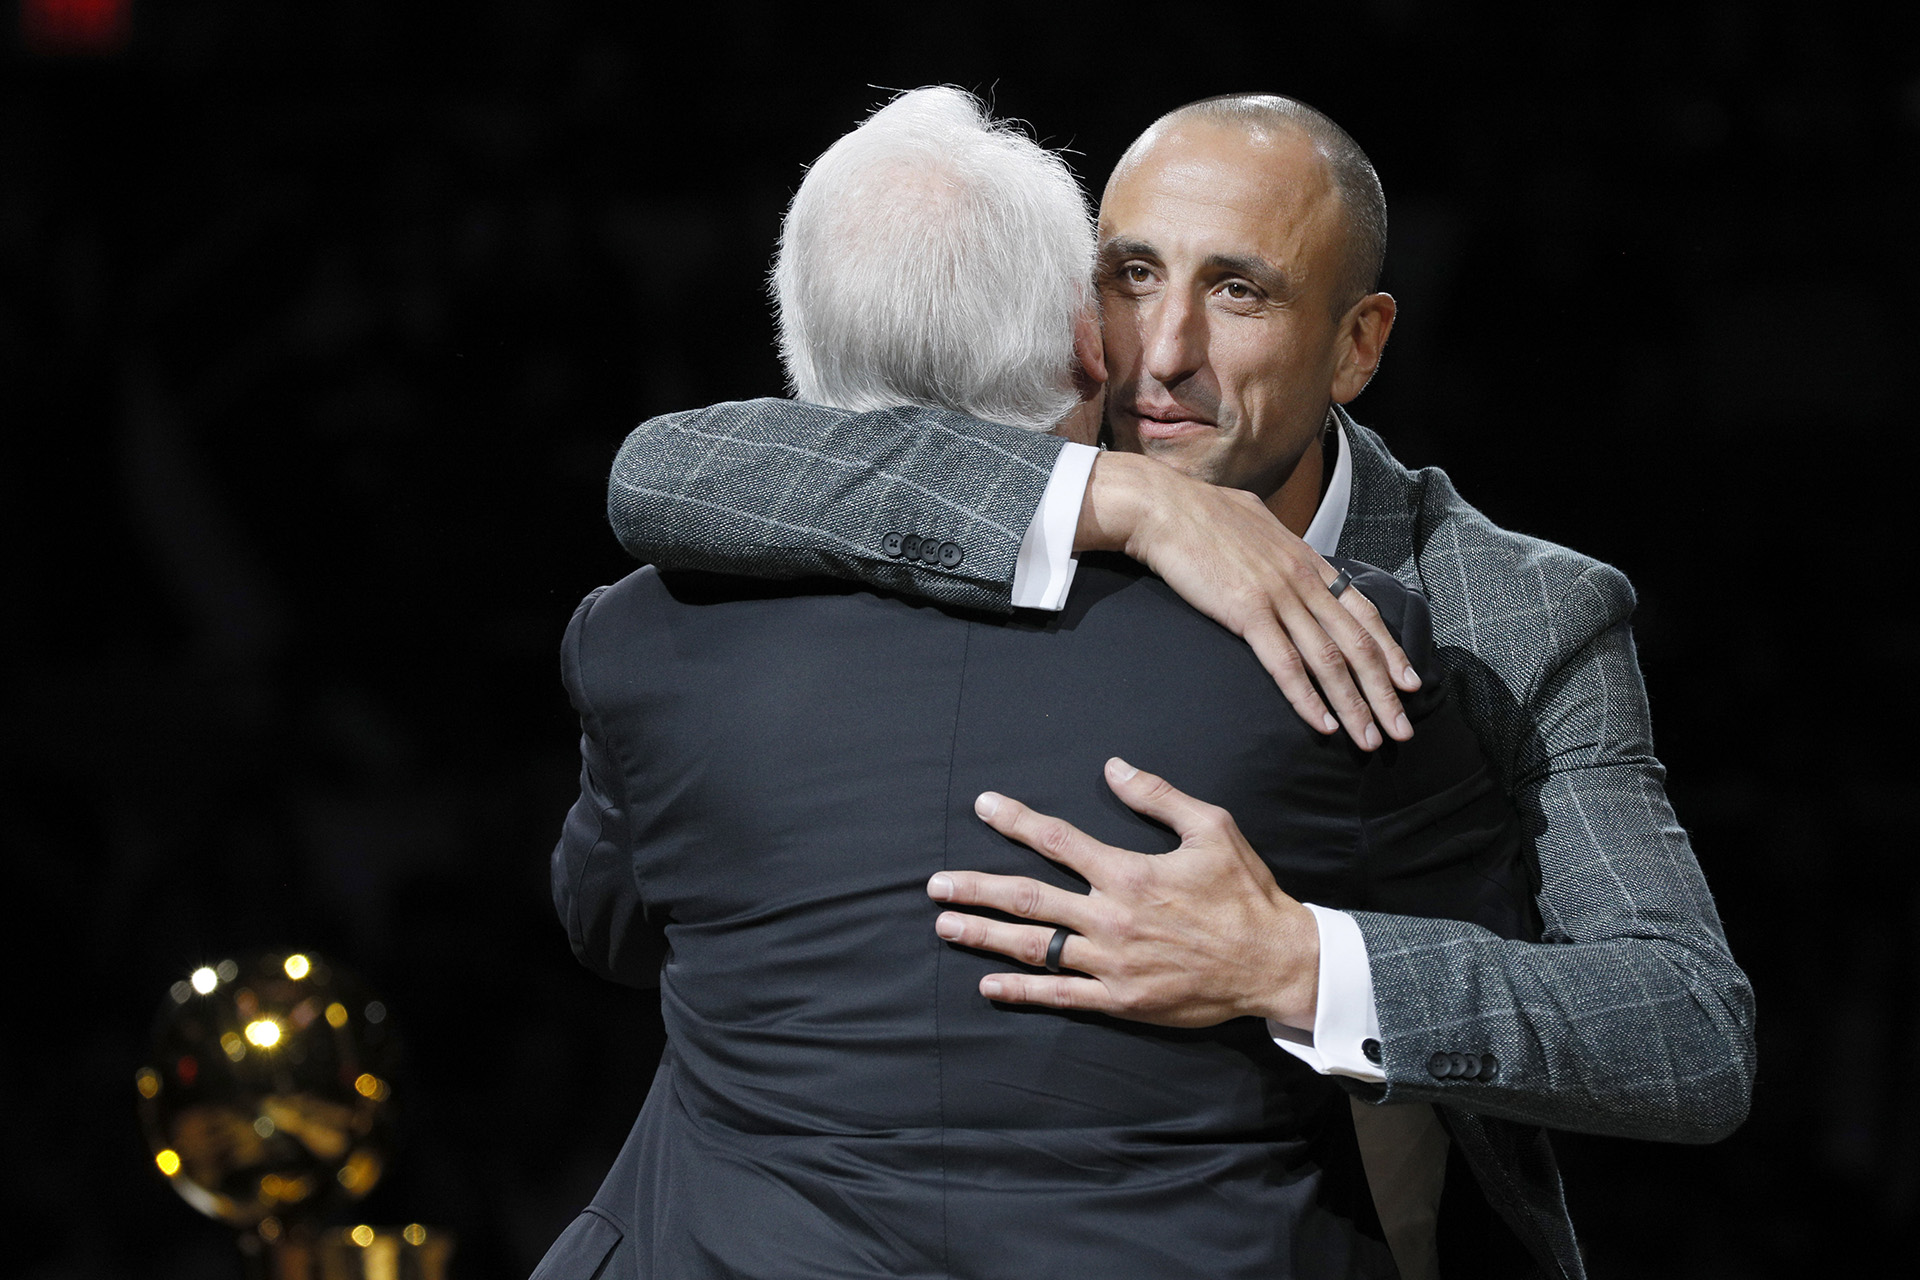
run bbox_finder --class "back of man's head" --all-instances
[773,87,1094,432]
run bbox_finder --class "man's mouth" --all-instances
[1127,405,1216,441]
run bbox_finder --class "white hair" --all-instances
[772,87,1094,432]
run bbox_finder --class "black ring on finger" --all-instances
[1327,568,1354,599]
[1045,926,1073,973]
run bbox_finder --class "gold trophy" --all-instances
[137,952,453,1279]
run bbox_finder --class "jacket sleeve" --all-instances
[551,587,669,988]
[606,398,1067,613]
[1348,563,1756,1143]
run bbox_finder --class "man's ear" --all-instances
[1330,292,1396,405]
[1072,306,1107,397]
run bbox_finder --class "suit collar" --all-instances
[1329,403,1422,578]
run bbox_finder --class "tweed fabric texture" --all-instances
[1330,407,1755,1277]
[607,398,1065,612]
[601,399,1756,1280]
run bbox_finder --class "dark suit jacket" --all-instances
[537,554,1534,1279]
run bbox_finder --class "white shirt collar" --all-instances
[1300,414,1352,558]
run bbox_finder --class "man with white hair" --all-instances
[772,89,1100,436]
[534,88,1536,1279]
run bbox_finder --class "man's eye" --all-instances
[1125,264,1152,283]
[1223,282,1254,300]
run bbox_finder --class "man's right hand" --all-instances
[1076,450,1419,749]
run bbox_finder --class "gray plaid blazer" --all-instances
[605,399,1756,1279]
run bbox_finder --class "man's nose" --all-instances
[1140,288,1205,388]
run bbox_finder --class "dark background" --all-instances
[4,1,1914,1275]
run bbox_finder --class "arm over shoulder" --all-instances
[607,398,1066,612]
[1349,558,1756,1143]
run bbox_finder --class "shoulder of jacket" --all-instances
[1413,471,1634,621]
[566,568,664,646]
[1335,557,1428,631]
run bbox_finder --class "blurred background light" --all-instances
[19,0,133,58]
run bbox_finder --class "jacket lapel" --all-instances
[1332,405,1423,584]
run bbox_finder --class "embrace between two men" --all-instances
[537,88,1753,1280]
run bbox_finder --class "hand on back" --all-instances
[928,757,1322,1029]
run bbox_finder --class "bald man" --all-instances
[590,94,1753,1279]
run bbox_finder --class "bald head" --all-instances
[1091,93,1399,518]
[1112,94,1386,315]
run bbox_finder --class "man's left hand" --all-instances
[928,757,1322,1029]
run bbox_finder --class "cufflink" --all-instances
[1361,1038,1382,1066]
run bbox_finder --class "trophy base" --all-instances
[240,1223,452,1280]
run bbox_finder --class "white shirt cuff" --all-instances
[1009,442,1098,611]
[1267,904,1387,1083]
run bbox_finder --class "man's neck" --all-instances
[1263,412,1334,537]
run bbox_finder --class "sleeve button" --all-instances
[939,542,963,569]
[882,532,904,557]
[1428,1051,1452,1080]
